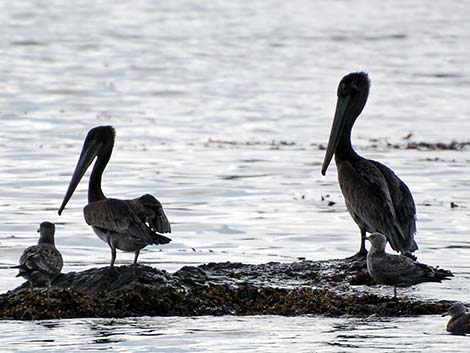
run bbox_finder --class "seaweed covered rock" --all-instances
[0,257,454,320]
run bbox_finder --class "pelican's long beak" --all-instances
[58,139,101,215]
[321,95,351,175]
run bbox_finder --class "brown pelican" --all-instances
[14,221,63,291]
[321,72,418,256]
[366,233,451,298]
[443,303,470,334]
[58,126,171,268]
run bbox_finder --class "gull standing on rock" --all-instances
[366,233,451,297]
[443,303,470,334]
[58,126,172,268]
[321,72,418,257]
[14,221,63,290]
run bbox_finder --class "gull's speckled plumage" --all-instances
[366,233,451,297]
[15,222,63,288]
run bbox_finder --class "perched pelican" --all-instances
[321,72,418,256]
[443,303,470,334]
[58,126,171,267]
[366,233,451,298]
[14,221,63,291]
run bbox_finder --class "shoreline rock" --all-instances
[0,257,454,320]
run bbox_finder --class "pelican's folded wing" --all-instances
[138,194,172,234]
[341,159,397,233]
[370,160,417,251]
[84,198,155,243]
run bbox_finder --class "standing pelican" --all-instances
[321,72,418,256]
[58,126,171,267]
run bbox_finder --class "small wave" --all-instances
[10,40,44,46]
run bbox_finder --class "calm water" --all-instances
[0,0,469,351]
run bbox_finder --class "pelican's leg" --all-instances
[347,228,368,262]
[110,246,117,268]
[393,286,397,299]
[133,250,140,276]
[357,228,368,256]
[133,250,140,267]
[47,280,51,300]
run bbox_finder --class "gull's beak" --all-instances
[58,138,101,215]
[321,95,351,175]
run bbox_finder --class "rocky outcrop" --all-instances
[0,257,454,320]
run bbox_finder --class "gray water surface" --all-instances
[1,0,469,351]
[1,316,469,353]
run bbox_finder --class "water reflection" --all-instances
[2,315,469,352]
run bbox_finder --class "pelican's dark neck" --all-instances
[334,125,361,162]
[88,149,111,203]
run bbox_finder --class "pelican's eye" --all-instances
[350,83,360,93]
[338,82,349,97]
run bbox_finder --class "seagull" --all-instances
[366,233,451,297]
[443,303,470,334]
[14,221,63,292]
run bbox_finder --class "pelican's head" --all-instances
[366,232,387,252]
[37,221,56,245]
[321,72,370,175]
[442,303,467,318]
[58,126,115,215]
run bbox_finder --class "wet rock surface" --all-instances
[0,257,454,320]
